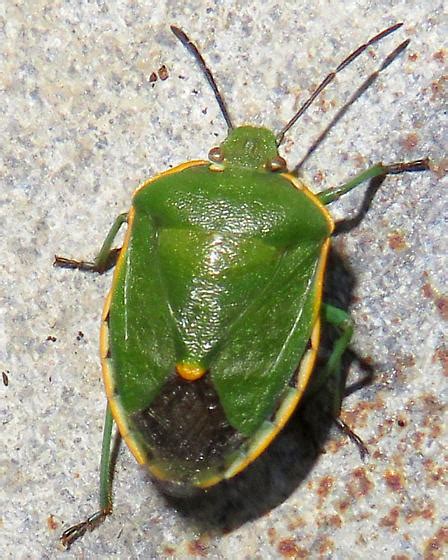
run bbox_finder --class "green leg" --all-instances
[317,159,430,205]
[60,405,115,549]
[320,303,368,458]
[320,303,353,410]
[54,212,128,274]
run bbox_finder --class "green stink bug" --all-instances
[55,23,430,547]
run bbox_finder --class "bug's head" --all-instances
[208,126,287,172]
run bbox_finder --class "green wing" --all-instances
[108,212,178,413]
[210,240,324,436]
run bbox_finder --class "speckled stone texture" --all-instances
[1,1,446,559]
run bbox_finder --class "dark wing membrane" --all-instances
[210,240,323,436]
[129,373,246,483]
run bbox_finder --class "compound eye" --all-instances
[266,155,287,172]
[208,146,224,163]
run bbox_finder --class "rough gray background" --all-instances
[1,1,446,559]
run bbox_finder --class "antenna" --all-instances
[276,22,404,146]
[294,37,410,171]
[171,26,234,131]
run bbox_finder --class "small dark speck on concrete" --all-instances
[158,65,169,81]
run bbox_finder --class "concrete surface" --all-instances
[1,1,446,559]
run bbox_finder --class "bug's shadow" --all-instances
[156,187,381,533]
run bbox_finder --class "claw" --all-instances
[60,509,110,549]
